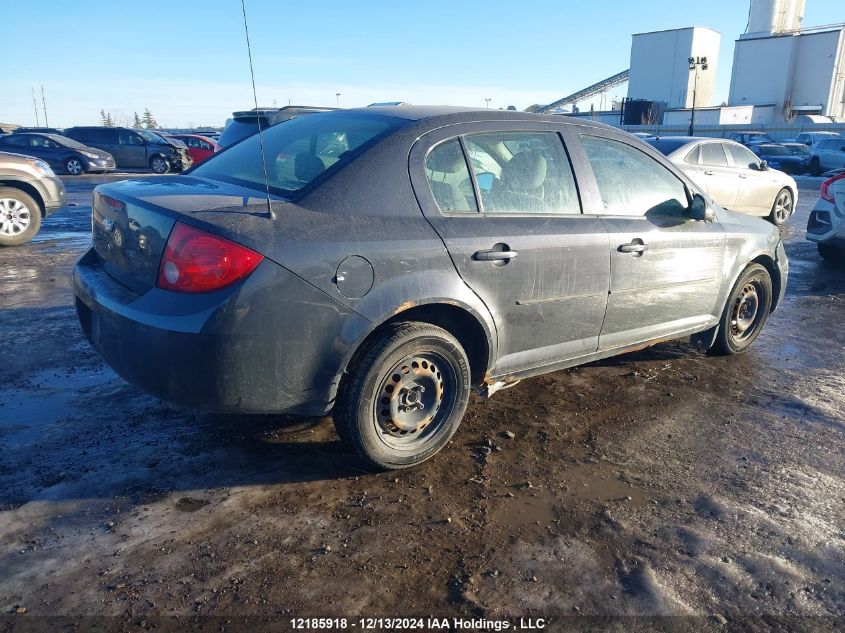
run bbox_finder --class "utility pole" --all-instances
[40,85,49,127]
[31,88,40,126]
[485,98,491,109]
[688,56,708,136]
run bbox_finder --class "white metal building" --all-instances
[627,27,721,109]
[728,0,845,121]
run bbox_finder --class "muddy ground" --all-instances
[0,175,843,632]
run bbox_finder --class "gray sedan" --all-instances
[74,107,787,469]
[647,137,797,225]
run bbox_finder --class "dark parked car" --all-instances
[0,133,115,175]
[63,127,191,174]
[0,150,66,246]
[218,105,337,149]
[750,143,809,174]
[74,107,787,469]
[727,131,776,146]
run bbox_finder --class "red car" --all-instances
[168,134,220,165]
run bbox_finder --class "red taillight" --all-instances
[820,173,845,202]
[157,222,263,293]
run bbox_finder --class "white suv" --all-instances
[806,173,845,260]
[809,138,845,176]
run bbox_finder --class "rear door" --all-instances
[572,132,725,350]
[409,121,610,376]
[725,142,777,214]
[691,141,739,210]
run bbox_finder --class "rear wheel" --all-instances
[150,155,170,174]
[818,242,843,261]
[768,188,793,226]
[65,157,84,176]
[709,264,772,356]
[0,188,41,246]
[334,322,471,470]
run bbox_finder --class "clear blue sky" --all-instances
[1,0,841,127]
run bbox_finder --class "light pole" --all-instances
[485,98,491,109]
[336,92,341,107]
[688,56,708,136]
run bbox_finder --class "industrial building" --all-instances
[557,0,845,135]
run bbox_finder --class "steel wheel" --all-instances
[0,197,32,237]
[65,157,84,176]
[769,189,793,226]
[709,263,772,355]
[334,321,471,470]
[374,352,456,450]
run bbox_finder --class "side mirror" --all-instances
[690,193,716,222]
[759,160,769,171]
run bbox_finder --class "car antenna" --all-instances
[240,0,274,219]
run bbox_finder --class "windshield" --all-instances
[760,145,789,156]
[786,145,809,156]
[48,134,88,149]
[751,134,775,143]
[193,112,403,197]
[137,129,169,144]
[644,139,691,155]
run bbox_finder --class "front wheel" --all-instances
[150,155,170,174]
[0,188,42,246]
[769,188,793,226]
[810,158,821,177]
[334,322,471,470]
[709,263,772,356]
[65,157,85,176]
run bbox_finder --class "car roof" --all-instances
[318,105,621,133]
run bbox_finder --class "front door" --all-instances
[575,133,725,350]
[116,130,147,167]
[724,142,776,214]
[409,122,610,376]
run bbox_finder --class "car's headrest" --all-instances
[294,153,325,182]
[501,151,547,190]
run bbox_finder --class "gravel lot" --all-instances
[0,175,842,632]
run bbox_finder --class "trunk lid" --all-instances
[91,176,270,294]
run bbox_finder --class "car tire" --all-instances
[0,187,42,247]
[810,158,821,177]
[768,188,793,226]
[65,157,85,176]
[150,155,170,174]
[709,263,772,356]
[817,243,843,261]
[334,321,471,470]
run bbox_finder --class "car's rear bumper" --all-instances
[806,198,843,244]
[73,247,370,415]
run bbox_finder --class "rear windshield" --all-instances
[218,118,269,148]
[193,112,402,198]
[644,139,690,155]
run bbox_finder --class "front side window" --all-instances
[699,143,728,167]
[424,139,477,213]
[581,135,688,217]
[725,143,760,169]
[464,131,580,215]
[193,113,401,198]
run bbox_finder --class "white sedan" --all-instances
[646,137,798,225]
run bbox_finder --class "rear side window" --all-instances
[464,131,580,215]
[425,140,478,213]
[684,146,700,164]
[193,113,401,197]
[700,143,728,166]
[0,136,29,147]
[581,135,688,217]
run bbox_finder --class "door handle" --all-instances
[474,249,518,261]
[703,170,714,175]
[739,173,748,179]
[619,241,648,255]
